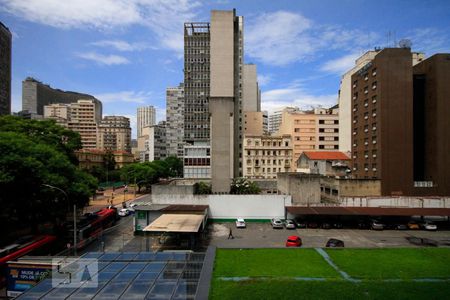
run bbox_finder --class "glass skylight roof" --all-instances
[17,251,205,300]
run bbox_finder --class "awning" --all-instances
[143,214,205,233]
[286,206,450,217]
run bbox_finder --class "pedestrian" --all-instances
[228,228,234,239]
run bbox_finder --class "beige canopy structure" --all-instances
[143,214,205,233]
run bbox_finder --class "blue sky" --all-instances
[1,0,449,138]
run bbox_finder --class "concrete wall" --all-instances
[152,183,195,196]
[277,173,321,205]
[243,111,264,136]
[210,10,234,97]
[151,194,292,219]
[242,64,258,111]
[210,98,234,193]
[339,179,381,197]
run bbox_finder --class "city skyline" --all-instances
[1,0,450,138]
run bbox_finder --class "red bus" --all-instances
[70,207,117,249]
[0,235,56,287]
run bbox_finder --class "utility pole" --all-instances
[74,204,77,256]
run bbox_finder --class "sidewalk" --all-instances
[85,187,146,213]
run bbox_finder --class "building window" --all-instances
[372,82,377,90]
[319,120,325,124]
[319,145,325,149]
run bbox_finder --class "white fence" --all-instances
[151,194,292,219]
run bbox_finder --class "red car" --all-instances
[286,235,302,247]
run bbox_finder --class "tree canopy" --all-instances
[230,177,261,194]
[119,156,183,192]
[0,116,97,241]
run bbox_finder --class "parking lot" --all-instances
[208,222,450,248]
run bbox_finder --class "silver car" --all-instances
[285,219,296,229]
[271,218,283,229]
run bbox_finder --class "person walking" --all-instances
[228,228,234,239]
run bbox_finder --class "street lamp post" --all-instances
[135,180,146,198]
[42,184,77,256]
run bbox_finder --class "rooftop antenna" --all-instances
[394,31,397,48]
[398,39,412,49]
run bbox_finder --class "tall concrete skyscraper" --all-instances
[22,77,102,119]
[0,22,12,115]
[137,106,156,138]
[184,9,244,192]
[166,84,185,158]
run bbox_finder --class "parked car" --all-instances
[333,222,343,229]
[357,221,370,229]
[285,219,296,229]
[286,235,302,247]
[118,208,130,217]
[394,224,408,230]
[407,222,420,230]
[421,222,437,231]
[321,222,332,229]
[326,238,345,248]
[294,218,307,228]
[127,203,137,213]
[371,219,384,230]
[307,222,319,229]
[236,218,246,228]
[271,218,284,229]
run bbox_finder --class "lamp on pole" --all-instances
[42,184,77,256]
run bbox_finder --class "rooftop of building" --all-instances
[0,21,11,33]
[303,151,350,161]
[23,77,100,101]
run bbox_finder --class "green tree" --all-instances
[164,156,183,177]
[230,177,261,194]
[0,117,97,241]
[194,181,212,194]
[103,150,116,171]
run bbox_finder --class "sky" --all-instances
[1,0,449,138]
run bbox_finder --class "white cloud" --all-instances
[0,0,200,53]
[246,10,380,66]
[403,28,450,55]
[94,91,152,104]
[261,82,337,115]
[91,40,156,51]
[76,52,130,65]
[320,52,361,75]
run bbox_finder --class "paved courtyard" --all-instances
[208,222,450,248]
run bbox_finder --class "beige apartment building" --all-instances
[43,103,70,127]
[243,134,293,179]
[277,107,339,164]
[44,99,99,149]
[97,116,132,153]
